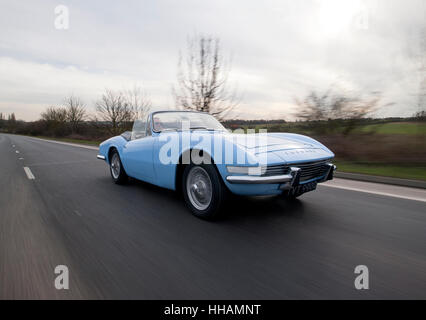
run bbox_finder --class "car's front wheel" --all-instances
[182,164,227,220]
[109,149,128,184]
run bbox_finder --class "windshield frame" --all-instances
[150,111,226,134]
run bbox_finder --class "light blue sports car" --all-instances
[98,111,336,219]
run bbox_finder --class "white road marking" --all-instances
[28,137,98,150]
[18,158,24,160]
[15,150,20,154]
[23,167,35,180]
[320,178,426,203]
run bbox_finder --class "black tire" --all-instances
[109,149,128,184]
[286,194,301,201]
[182,163,227,220]
[283,189,302,200]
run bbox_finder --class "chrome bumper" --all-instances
[97,155,106,160]
[226,163,336,186]
[226,173,294,184]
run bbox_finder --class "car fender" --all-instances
[99,135,128,165]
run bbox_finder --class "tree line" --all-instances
[1,34,425,140]
[0,86,152,140]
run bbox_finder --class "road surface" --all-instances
[0,134,425,299]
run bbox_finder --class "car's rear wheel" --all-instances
[182,163,227,220]
[109,150,128,184]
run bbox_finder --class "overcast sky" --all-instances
[0,0,425,121]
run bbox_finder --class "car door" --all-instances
[122,117,155,181]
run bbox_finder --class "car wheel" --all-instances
[182,163,227,220]
[109,150,128,184]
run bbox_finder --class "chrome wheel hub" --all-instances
[111,153,121,179]
[186,166,212,210]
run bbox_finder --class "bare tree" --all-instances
[294,88,384,134]
[294,89,381,121]
[41,106,68,123]
[8,113,16,122]
[64,95,86,133]
[123,86,152,121]
[95,89,133,135]
[416,23,426,113]
[40,106,68,136]
[5,113,17,132]
[413,110,426,120]
[173,34,238,120]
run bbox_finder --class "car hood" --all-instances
[225,133,333,164]
[229,134,314,150]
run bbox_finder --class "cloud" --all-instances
[0,56,174,120]
[0,0,424,120]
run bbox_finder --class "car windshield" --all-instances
[152,112,227,132]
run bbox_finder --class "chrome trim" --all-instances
[226,167,301,185]
[226,164,336,185]
[320,163,336,182]
[97,155,106,160]
[226,174,293,184]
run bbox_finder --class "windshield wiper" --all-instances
[159,128,181,133]
[189,126,215,131]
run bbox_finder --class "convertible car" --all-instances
[97,111,336,219]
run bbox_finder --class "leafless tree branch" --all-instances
[173,34,239,121]
[64,95,86,133]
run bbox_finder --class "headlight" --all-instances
[227,166,264,176]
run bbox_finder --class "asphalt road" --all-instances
[1,133,425,299]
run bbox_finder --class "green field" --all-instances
[239,121,426,136]
[334,161,426,181]
[356,122,426,135]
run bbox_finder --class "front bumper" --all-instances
[226,163,336,187]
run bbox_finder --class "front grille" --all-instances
[296,160,329,182]
[263,164,290,176]
[263,160,329,182]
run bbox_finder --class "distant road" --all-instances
[1,133,425,299]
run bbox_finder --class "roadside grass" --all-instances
[334,161,426,181]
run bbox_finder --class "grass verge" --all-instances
[334,161,426,181]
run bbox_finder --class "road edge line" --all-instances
[27,137,99,151]
[23,167,35,180]
[319,183,426,203]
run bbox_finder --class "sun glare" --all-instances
[317,0,365,38]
